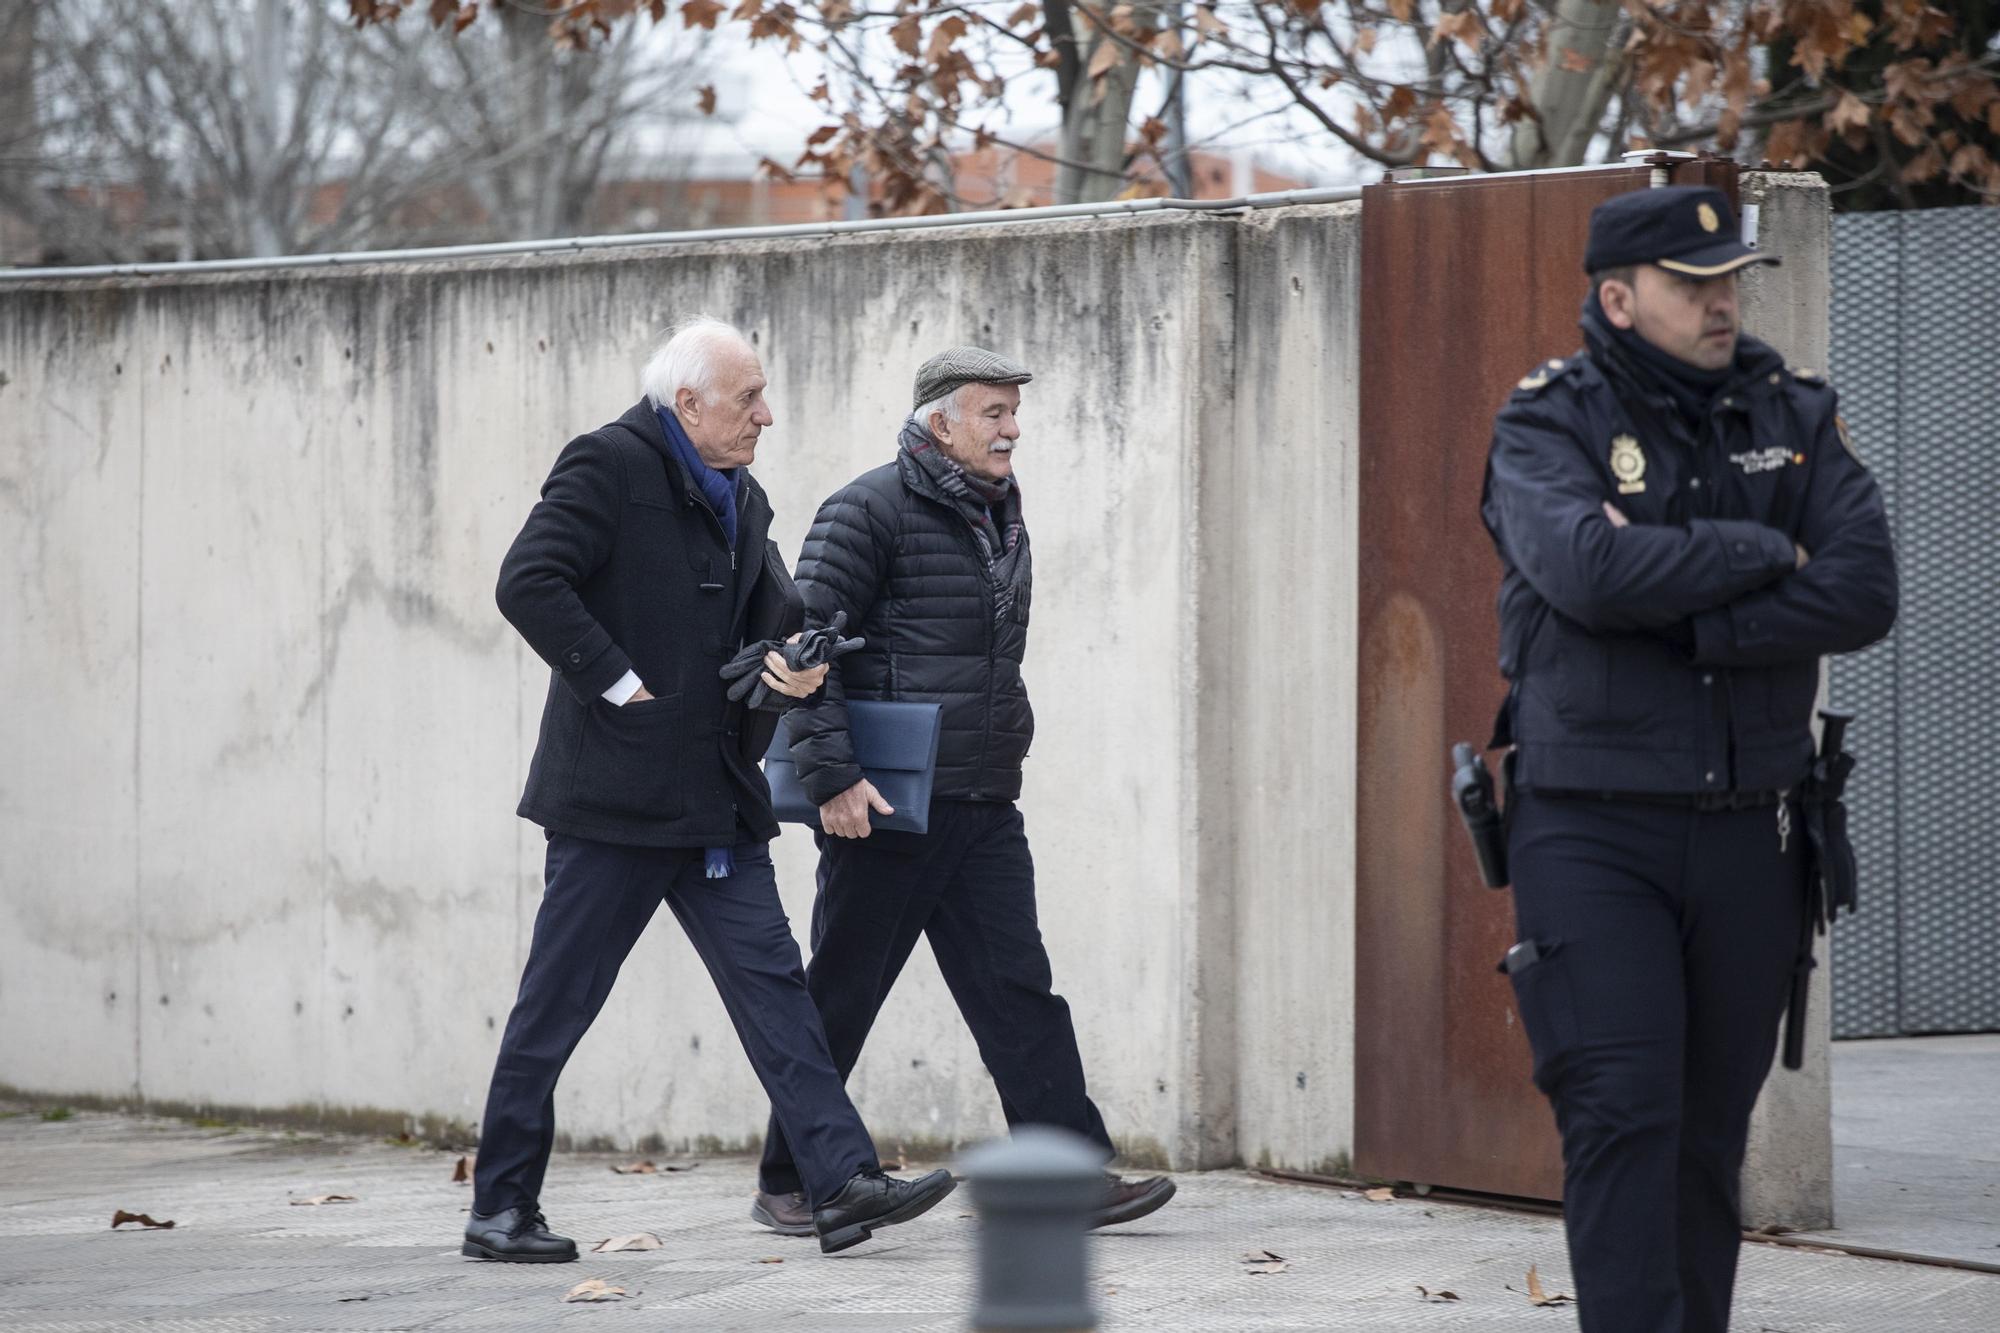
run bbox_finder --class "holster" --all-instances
[1780,729,1861,1070]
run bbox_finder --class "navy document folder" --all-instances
[763,700,943,835]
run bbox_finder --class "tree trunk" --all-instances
[243,0,291,255]
[1054,7,1154,203]
[0,0,43,263]
[1508,0,1623,169]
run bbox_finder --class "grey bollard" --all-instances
[961,1126,1102,1332]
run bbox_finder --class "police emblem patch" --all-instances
[1697,202,1720,233]
[1610,434,1647,494]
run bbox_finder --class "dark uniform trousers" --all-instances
[473,834,877,1215]
[758,800,1114,1196]
[1507,790,1807,1333]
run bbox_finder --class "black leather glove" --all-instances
[719,612,868,711]
[781,610,867,671]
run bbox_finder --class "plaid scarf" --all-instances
[899,417,1027,619]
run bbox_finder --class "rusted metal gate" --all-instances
[1352,159,1740,1200]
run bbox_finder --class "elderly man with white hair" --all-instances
[464,318,955,1263]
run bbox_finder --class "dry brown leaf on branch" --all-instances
[1354,27,1377,55]
[1006,2,1038,27]
[563,1278,630,1303]
[1087,39,1123,80]
[1363,1186,1396,1202]
[1824,91,1871,135]
[450,1155,473,1184]
[110,1210,175,1230]
[290,1195,359,1206]
[611,1160,659,1175]
[680,0,724,29]
[926,15,968,64]
[592,1233,663,1252]
[1415,1285,1461,1302]
[1242,1249,1289,1275]
[1432,10,1484,51]
[696,85,718,115]
[1153,28,1185,63]
[1193,5,1227,41]
[889,13,922,56]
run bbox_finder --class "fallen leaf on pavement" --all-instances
[290,1195,358,1206]
[592,1233,663,1253]
[755,1256,784,1264]
[563,1278,630,1303]
[1416,1285,1460,1302]
[451,1155,472,1184]
[1363,1187,1396,1202]
[1518,1265,1575,1306]
[611,1160,658,1175]
[1242,1249,1289,1275]
[110,1210,175,1230]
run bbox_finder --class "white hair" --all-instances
[913,385,964,430]
[640,317,753,412]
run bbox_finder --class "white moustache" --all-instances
[990,442,1016,453]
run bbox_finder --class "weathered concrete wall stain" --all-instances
[0,209,1359,1172]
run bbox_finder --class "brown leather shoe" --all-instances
[1091,1174,1176,1229]
[749,1189,815,1237]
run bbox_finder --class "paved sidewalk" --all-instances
[1,1108,1994,1331]
[1800,1034,2000,1266]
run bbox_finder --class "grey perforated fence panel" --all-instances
[1828,206,2000,1038]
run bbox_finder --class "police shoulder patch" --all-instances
[1514,356,1572,396]
[1787,365,1827,385]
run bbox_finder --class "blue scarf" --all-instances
[655,404,743,550]
[655,402,744,879]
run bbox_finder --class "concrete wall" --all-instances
[1736,172,1837,1230]
[0,211,1266,1170]
[0,177,1832,1223]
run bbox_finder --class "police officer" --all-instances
[1480,186,1897,1332]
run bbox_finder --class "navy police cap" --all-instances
[1583,185,1781,277]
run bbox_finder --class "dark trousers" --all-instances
[758,800,1113,1195]
[1506,790,1807,1333]
[473,834,877,1214]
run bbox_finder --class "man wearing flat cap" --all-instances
[1479,185,1897,1331]
[748,348,1176,1236]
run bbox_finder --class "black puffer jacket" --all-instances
[787,450,1033,807]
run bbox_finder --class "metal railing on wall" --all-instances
[0,187,1364,283]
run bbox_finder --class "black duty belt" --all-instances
[1531,787,1788,812]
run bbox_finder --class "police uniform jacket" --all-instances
[1481,326,1897,795]
[498,399,805,848]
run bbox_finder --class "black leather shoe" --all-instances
[749,1189,815,1237]
[461,1205,578,1262]
[812,1168,956,1254]
[1090,1174,1176,1229]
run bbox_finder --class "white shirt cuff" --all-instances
[601,669,643,706]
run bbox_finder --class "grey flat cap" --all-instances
[912,346,1033,411]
